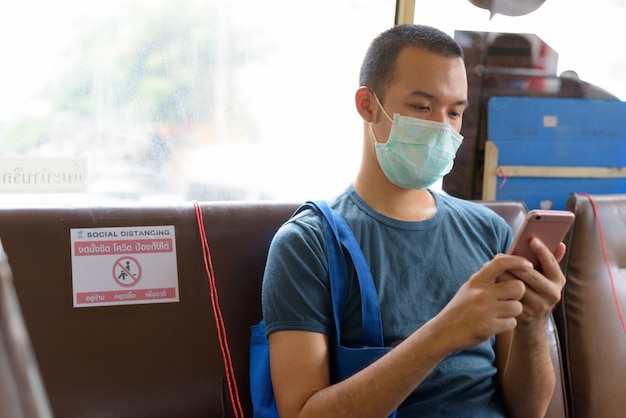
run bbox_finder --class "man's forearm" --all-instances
[501,323,555,418]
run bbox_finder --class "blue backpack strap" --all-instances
[251,201,394,418]
[302,200,384,348]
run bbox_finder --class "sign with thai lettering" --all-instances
[0,158,86,193]
[70,225,179,307]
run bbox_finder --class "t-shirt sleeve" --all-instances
[497,215,514,253]
[261,213,334,337]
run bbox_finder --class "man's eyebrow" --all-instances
[456,99,470,108]
[409,90,469,107]
[409,90,435,99]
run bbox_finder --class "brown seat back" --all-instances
[0,199,567,417]
[558,193,626,417]
[0,202,298,418]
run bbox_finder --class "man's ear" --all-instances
[355,86,375,123]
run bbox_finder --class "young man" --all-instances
[262,24,565,418]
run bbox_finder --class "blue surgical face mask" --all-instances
[370,93,463,190]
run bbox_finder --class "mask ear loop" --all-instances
[366,89,393,147]
[368,122,382,146]
[370,90,394,123]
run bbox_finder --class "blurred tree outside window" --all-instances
[0,0,394,203]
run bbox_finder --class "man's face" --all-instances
[376,46,468,139]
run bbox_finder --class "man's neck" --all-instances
[353,173,438,222]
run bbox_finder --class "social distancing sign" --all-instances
[70,225,179,307]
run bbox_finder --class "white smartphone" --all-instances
[507,209,575,269]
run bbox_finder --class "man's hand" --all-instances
[498,238,567,331]
[431,255,533,352]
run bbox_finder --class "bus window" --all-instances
[0,0,394,204]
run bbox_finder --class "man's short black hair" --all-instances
[359,24,464,100]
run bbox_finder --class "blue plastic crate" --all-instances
[486,97,626,210]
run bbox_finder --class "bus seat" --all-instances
[0,199,567,417]
[0,240,54,418]
[557,193,626,418]
[0,202,298,418]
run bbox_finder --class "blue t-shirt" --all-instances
[262,185,513,417]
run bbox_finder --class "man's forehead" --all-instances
[389,52,468,99]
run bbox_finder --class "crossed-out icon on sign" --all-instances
[113,256,142,287]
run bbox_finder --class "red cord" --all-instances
[193,200,244,418]
[496,166,507,190]
[578,192,626,336]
